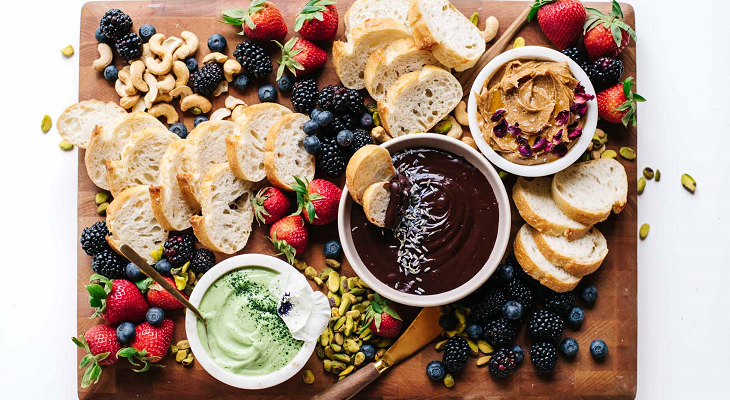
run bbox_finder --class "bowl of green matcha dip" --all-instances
[185,254,327,389]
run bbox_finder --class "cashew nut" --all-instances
[213,80,228,97]
[210,108,232,121]
[143,72,159,110]
[223,59,242,81]
[130,60,148,92]
[591,143,606,159]
[149,103,179,124]
[482,16,499,43]
[132,98,147,112]
[145,52,173,75]
[181,94,212,114]
[119,94,141,110]
[170,86,193,100]
[454,101,469,126]
[117,69,138,96]
[92,43,113,72]
[203,52,228,65]
[445,116,463,139]
[461,136,478,150]
[115,79,131,97]
[148,33,167,57]
[172,61,189,88]
[162,36,183,55]
[371,126,392,143]
[231,104,248,121]
[142,43,153,60]
[174,31,199,60]
[156,73,176,93]
[225,95,247,110]
[155,93,173,104]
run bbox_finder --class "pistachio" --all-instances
[182,354,194,366]
[601,149,617,159]
[333,353,351,363]
[95,192,110,205]
[346,310,361,320]
[444,374,455,388]
[324,345,336,360]
[376,337,393,348]
[354,351,366,367]
[316,344,325,359]
[681,173,696,193]
[347,277,359,290]
[434,339,448,351]
[477,355,492,366]
[302,369,315,384]
[344,339,360,353]
[581,151,592,162]
[360,331,373,341]
[374,348,386,361]
[592,134,602,147]
[352,303,367,314]
[293,259,307,270]
[358,278,370,289]
[639,223,650,240]
[314,276,324,286]
[467,339,479,357]
[339,365,355,377]
[330,360,347,374]
[318,267,332,281]
[619,147,636,160]
[325,259,341,269]
[150,246,163,262]
[323,359,332,372]
[169,344,178,355]
[59,140,73,151]
[372,111,381,126]
[334,332,344,346]
[176,340,190,350]
[513,37,525,48]
[358,327,372,340]
[591,143,606,159]
[349,288,366,296]
[334,316,346,331]
[338,294,352,316]
[637,177,646,194]
[174,274,187,290]
[97,202,109,215]
[655,169,661,181]
[41,115,52,133]
[477,340,493,354]
[60,44,74,57]
[643,167,655,180]
[344,316,354,336]
[433,120,452,134]
[330,343,342,353]
[304,266,317,280]
[454,309,466,324]
[339,276,348,294]
[328,291,341,307]
[176,349,188,363]
[328,271,340,292]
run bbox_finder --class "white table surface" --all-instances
[0,0,727,398]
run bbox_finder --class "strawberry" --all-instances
[596,77,645,126]
[528,0,586,50]
[269,215,309,264]
[251,186,291,224]
[274,37,327,80]
[295,0,339,42]
[146,276,188,310]
[583,0,636,60]
[87,274,148,325]
[360,294,403,338]
[118,319,174,372]
[72,324,122,387]
[221,0,287,42]
[292,177,342,225]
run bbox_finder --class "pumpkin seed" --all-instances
[637,177,646,194]
[41,115,52,133]
[302,369,315,384]
[639,223,650,240]
[643,167,654,180]
[619,147,636,160]
[681,173,696,193]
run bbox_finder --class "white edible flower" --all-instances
[269,272,331,342]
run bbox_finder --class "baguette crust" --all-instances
[514,225,580,293]
[345,145,396,205]
[149,140,198,231]
[179,120,235,206]
[176,173,201,210]
[263,113,315,191]
[362,181,390,228]
[57,100,126,149]
[531,227,606,277]
[344,0,410,36]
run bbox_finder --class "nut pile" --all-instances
[169,339,195,366]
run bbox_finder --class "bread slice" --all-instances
[531,226,608,277]
[344,0,410,36]
[149,140,198,231]
[407,0,486,71]
[364,38,445,102]
[362,182,390,227]
[226,103,292,182]
[106,128,180,197]
[513,177,591,241]
[378,65,462,137]
[346,145,396,205]
[333,18,411,90]
[263,113,316,191]
[57,100,126,148]
[190,163,255,254]
[514,224,581,293]
[106,185,168,265]
[177,120,236,208]
[552,159,628,225]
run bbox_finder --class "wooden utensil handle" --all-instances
[310,363,380,400]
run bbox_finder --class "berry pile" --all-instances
[561,46,624,90]
[98,9,142,62]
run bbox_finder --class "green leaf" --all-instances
[135,277,154,292]
[615,101,633,111]
[94,352,110,362]
[309,193,325,201]
[117,347,139,358]
[86,284,107,300]
[89,364,102,384]
[373,313,382,330]
[527,0,554,22]
[306,203,316,223]
[294,17,305,32]
[221,8,247,19]
[80,364,94,388]
[633,93,646,102]
[220,15,243,26]
[313,12,325,22]
[72,336,86,349]
[79,354,93,368]
[382,306,402,321]
[621,110,634,127]
[610,24,623,48]
[623,77,634,98]
[611,0,624,18]
[89,298,102,308]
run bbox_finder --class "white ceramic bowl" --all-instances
[185,254,316,390]
[467,46,597,177]
[338,134,511,307]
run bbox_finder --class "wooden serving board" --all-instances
[77,1,637,399]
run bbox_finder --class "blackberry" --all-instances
[331,87,365,115]
[347,129,374,156]
[291,79,318,114]
[504,278,534,309]
[233,41,272,79]
[317,85,340,111]
[543,290,575,316]
[561,47,592,75]
[190,63,225,97]
[442,336,469,372]
[190,248,216,275]
[590,57,624,88]
[92,249,127,279]
[488,348,517,379]
[163,234,196,266]
[80,220,110,256]
[323,113,354,136]
[100,9,132,41]
[530,342,558,372]
[527,309,565,342]
[115,33,142,61]
[483,317,517,347]
[317,136,346,177]
[472,288,507,324]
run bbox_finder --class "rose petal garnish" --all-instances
[532,137,547,150]
[507,123,522,136]
[518,144,532,156]
[552,144,568,157]
[575,82,586,95]
[555,110,570,126]
[574,91,595,105]
[553,129,563,142]
[545,142,554,152]
[568,127,583,140]
[515,135,528,145]
[570,103,587,116]
[493,119,508,137]
[490,108,506,122]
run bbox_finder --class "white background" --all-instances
[0,0,727,399]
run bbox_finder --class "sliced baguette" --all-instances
[149,140,198,231]
[378,65,462,137]
[263,113,316,191]
[106,185,168,265]
[344,0,410,36]
[333,18,411,90]
[514,224,581,293]
[364,37,445,102]
[190,163,255,254]
[362,182,390,227]
[346,145,396,205]
[57,100,126,148]
[513,177,591,241]
[226,103,292,182]
[531,226,608,277]
[407,0,486,71]
[552,159,628,225]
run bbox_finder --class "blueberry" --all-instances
[277,75,293,92]
[103,65,118,82]
[511,345,525,363]
[360,344,376,361]
[194,115,209,127]
[169,122,188,139]
[125,262,144,281]
[310,109,322,121]
[95,28,109,43]
[116,322,136,344]
[258,84,277,103]
[184,57,198,73]
[498,264,515,282]
[207,34,227,52]
[155,259,173,276]
[138,24,156,43]
[303,135,321,155]
[466,323,483,340]
[566,306,585,327]
[438,314,457,331]
[580,285,598,304]
[590,339,608,359]
[359,113,373,128]
[502,300,523,321]
[560,337,579,357]
[425,360,446,381]
[303,120,320,135]
[337,130,354,147]
[232,73,251,90]
[323,239,343,260]
[146,307,165,327]
[317,110,333,127]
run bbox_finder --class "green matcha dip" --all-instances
[196,267,304,376]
